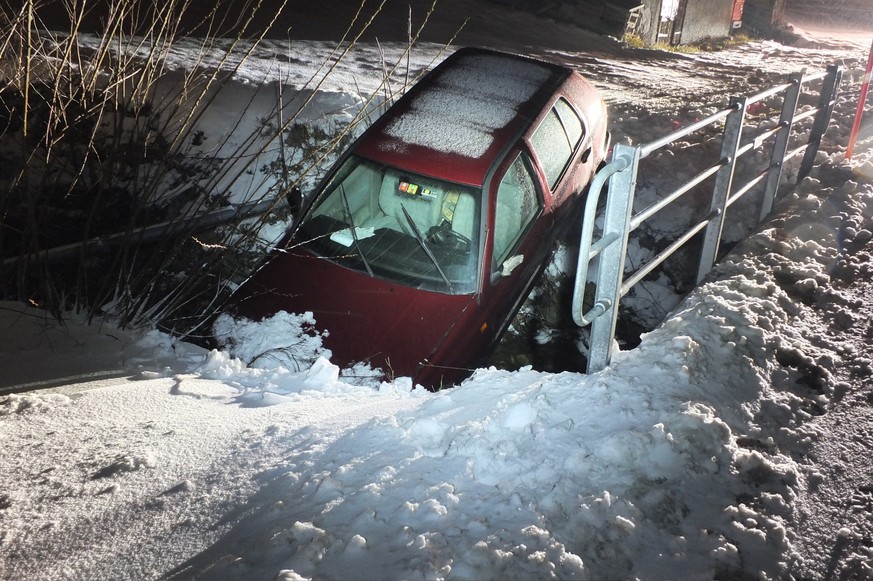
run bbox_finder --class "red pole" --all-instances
[846,37,873,160]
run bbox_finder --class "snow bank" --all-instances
[155,164,872,580]
[3,30,873,581]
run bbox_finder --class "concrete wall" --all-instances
[637,0,664,44]
[680,0,733,43]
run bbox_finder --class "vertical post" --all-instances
[846,37,873,161]
[799,64,842,178]
[587,144,639,374]
[760,72,803,222]
[696,97,747,284]
[572,157,630,328]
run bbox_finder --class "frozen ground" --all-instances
[3,7,873,581]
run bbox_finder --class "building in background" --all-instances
[490,0,744,45]
[641,0,743,44]
[741,0,785,37]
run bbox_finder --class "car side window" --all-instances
[530,97,586,189]
[494,152,541,268]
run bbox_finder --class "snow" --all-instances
[383,52,553,158]
[3,6,873,581]
[212,310,330,373]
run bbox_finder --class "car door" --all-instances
[477,98,592,352]
[478,147,552,345]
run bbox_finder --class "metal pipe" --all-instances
[846,37,873,160]
[621,212,715,295]
[728,166,773,207]
[571,154,631,328]
[630,161,722,230]
[639,106,735,158]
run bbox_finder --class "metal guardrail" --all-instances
[573,64,843,373]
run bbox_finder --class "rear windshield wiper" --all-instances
[400,204,453,292]
[339,186,374,277]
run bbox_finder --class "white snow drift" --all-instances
[2,20,873,581]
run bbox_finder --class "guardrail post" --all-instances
[587,144,639,373]
[799,64,842,178]
[696,97,747,284]
[760,72,803,221]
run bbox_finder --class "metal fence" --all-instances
[572,64,843,373]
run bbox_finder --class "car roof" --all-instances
[353,47,571,187]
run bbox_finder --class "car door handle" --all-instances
[581,146,592,163]
[500,254,524,277]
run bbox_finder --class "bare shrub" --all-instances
[0,0,448,341]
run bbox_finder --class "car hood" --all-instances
[227,249,478,382]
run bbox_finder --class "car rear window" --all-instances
[530,98,586,189]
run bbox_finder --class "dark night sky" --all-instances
[10,0,870,46]
[18,0,479,43]
[13,0,639,55]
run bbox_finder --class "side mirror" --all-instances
[500,254,524,277]
[286,185,304,214]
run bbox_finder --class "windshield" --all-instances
[292,155,482,294]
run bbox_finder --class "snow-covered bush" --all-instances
[0,0,413,340]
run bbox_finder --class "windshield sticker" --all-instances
[399,181,418,195]
[398,181,437,200]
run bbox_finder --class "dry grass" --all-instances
[624,32,755,53]
[0,0,447,340]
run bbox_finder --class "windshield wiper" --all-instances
[339,185,374,277]
[400,204,453,292]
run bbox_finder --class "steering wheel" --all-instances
[426,221,471,253]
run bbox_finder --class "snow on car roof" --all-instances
[380,51,557,159]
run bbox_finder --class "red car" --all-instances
[225,47,609,388]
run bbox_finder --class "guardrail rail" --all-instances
[573,64,843,373]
